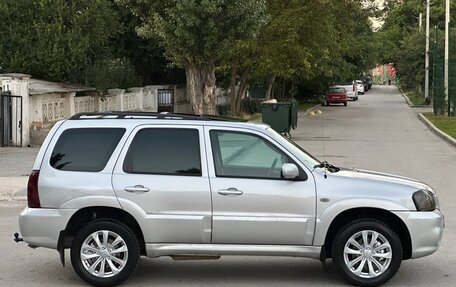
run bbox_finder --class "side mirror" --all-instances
[282,163,299,179]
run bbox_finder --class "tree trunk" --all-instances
[185,63,217,115]
[234,68,250,114]
[265,75,276,100]
[229,62,238,114]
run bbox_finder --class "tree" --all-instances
[374,0,456,94]
[223,0,376,112]
[0,0,121,85]
[109,3,186,85]
[118,0,267,115]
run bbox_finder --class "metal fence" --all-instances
[432,28,456,116]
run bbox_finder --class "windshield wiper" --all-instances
[314,161,340,172]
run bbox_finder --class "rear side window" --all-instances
[123,128,201,176]
[50,128,125,172]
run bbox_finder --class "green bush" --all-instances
[241,98,263,114]
[86,57,142,92]
[217,104,230,116]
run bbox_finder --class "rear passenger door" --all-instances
[112,125,212,244]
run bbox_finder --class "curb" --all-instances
[418,113,456,148]
[398,87,431,108]
[401,92,415,107]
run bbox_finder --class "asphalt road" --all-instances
[0,85,455,286]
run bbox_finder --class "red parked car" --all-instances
[325,87,348,106]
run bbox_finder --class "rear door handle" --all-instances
[124,185,150,193]
[218,187,243,196]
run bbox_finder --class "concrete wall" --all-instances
[31,84,195,146]
[0,76,235,147]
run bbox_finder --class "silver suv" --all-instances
[17,112,444,286]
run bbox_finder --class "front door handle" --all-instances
[124,185,150,193]
[218,187,243,196]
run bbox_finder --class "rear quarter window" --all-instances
[50,128,125,172]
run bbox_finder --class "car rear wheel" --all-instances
[344,102,347,106]
[70,220,140,286]
[332,219,402,287]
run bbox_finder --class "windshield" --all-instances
[328,87,345,93]
[267,127,320,168]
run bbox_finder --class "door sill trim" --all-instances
[146,243,321,259]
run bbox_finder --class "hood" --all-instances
[334,168,431,191]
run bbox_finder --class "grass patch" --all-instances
[404,90,427,106]
[422,112,456,139]
[242,112,262,121]
[299,101,321,111]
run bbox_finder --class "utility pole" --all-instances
[425,0,430,102]
[444,0,450,104]
[420,13,422,32]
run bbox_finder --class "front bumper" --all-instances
[393,209,444,259]
[18,207,77,249]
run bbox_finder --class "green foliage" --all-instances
[0,0,381,105]
[396,31,425,91]
[119,0,267,67]
[0,0,120,84]
[216,104,230,116]
[86,57,142,91]
[110,2,186,84]
[241,98,263,114]
[374,0,456,97]
[223,0,376,102]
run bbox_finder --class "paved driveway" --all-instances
[292,85,456,285]
[0,147,38,201]
[0,85,455,286]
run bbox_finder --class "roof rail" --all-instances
[69,111,246,122]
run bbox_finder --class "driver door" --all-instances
[205,127,316,245]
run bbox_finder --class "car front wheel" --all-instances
[332,219,402,287]
[70,220,140,286]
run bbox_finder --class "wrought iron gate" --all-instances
[1,92,23,147]
[157,89,174,113]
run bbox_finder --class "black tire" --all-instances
[332,219,402,287]
[344,102,347,106]
[70,220,140,287]
[326,102,330,106]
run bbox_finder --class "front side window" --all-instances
[51,128,125,172]
[210,130,290,179]
[123,128,201,176]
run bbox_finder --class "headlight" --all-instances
[413,189,436,211]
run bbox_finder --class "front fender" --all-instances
[313,198,409,246]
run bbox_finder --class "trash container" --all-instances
[261,102,293,137]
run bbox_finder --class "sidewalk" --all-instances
[0,177,27,202]
[0,147,38,205]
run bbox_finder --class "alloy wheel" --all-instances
[80,230,129,278]
[343,230,392,279]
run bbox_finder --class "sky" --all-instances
[370,0,386,30]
